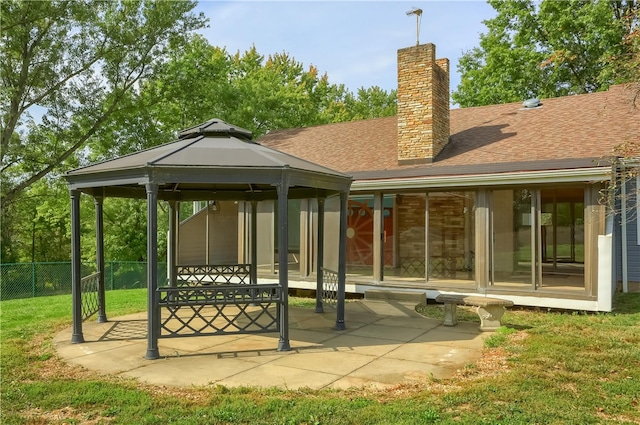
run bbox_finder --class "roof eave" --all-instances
[350,167,612,192]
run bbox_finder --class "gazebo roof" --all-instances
[65,118,352,201]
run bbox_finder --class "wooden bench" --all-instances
[435,294,514,331]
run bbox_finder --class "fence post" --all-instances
[32,262,36,298]
[109,261,114,290]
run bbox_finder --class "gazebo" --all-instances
[64,119,352,359]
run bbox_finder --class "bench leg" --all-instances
[475,305,505,331]
[443,303,458,327]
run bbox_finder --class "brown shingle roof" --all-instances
[258,84,640,179]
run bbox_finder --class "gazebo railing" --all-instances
[157,283,280,337]
[176,264,251,285]
[321,267,339,308]
[81,272,100,321]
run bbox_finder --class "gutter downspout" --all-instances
[621,162,629,293]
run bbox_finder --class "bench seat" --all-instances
[435,294,514,331]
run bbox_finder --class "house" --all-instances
[179,43,640,311]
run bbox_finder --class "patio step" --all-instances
[364,289,425,304]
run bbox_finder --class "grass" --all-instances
[2,290,640,424]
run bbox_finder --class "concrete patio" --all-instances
[54,299,488,390]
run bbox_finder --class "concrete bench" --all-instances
[435,294,514,331]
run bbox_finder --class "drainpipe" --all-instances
[621,162,628,293]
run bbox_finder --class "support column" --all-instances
[94,195,107,323]
[145,183,160,360]
[250,200,258,287]
[475,189,490,292]
[315,197,326,313]
[425,193,429,283]
[373,192,384,283]
[336,191,348,330]
[168,200,178,287]
[70,189,84,343]
[299,199,310,277]
[249,201,258,305]
[205,201,211,265]
[277,178,291,351]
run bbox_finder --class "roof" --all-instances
[258,84,640,182]
[68,118,348,178]
[65,118,352,200]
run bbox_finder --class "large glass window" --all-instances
[491,189,534,288]
[346,196,374,276]
[274,199,301,273]
[489,187,586,291]
[396,194,426,279]
[540,188,585,290]
[428,192,475,283]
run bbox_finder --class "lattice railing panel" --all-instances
[400,258,426,278]
[176,264,251,285]
[429,257,474,279]
[321,268,338,308]
[158,284,280,337]
[81,272,100,321]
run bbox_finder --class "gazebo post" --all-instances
[94,194,107,323]
[145,183,160,360]
[315,197,325,313]
[277,177,291,351]
[336,191,348,330]
[70,189,84,343]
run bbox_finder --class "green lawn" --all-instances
[2,290,640,424]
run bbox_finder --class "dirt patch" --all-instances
[20,407,114,425]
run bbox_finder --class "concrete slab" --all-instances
[414,324,487,349]
[54,300,488,389]
[346,356,441,384]
[322,334,400,357]
[125,356,263,387]
[364,289,426,303]
[384,341,481,367]
[347,323,428,342]
[269,349,376,375]
[216,363,342,389]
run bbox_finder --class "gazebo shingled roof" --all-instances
[66,118,352,200]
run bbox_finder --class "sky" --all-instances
[195,1,497,97]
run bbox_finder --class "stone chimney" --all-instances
[397,43,450,164]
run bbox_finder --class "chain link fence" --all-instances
[0,262,168,301]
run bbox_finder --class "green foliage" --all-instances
[1,3,396,263]
[0,0,207,206]
[453,0,639,107]
[484,326,518,348]
[0,0,206,262]
[136,36,397,140]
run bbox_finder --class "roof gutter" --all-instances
[351,167,611,192]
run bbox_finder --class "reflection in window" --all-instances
[428,192,475,283]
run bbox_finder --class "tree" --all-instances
[1,13,397,263]
[138,40,347,139]
[0,0,206,208]
[342,86,397,121]
[453,0,639,107]
[136,37,397,141]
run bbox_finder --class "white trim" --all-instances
[278,278,606,312]
[597,235,614,312]
[351,167,611,192]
